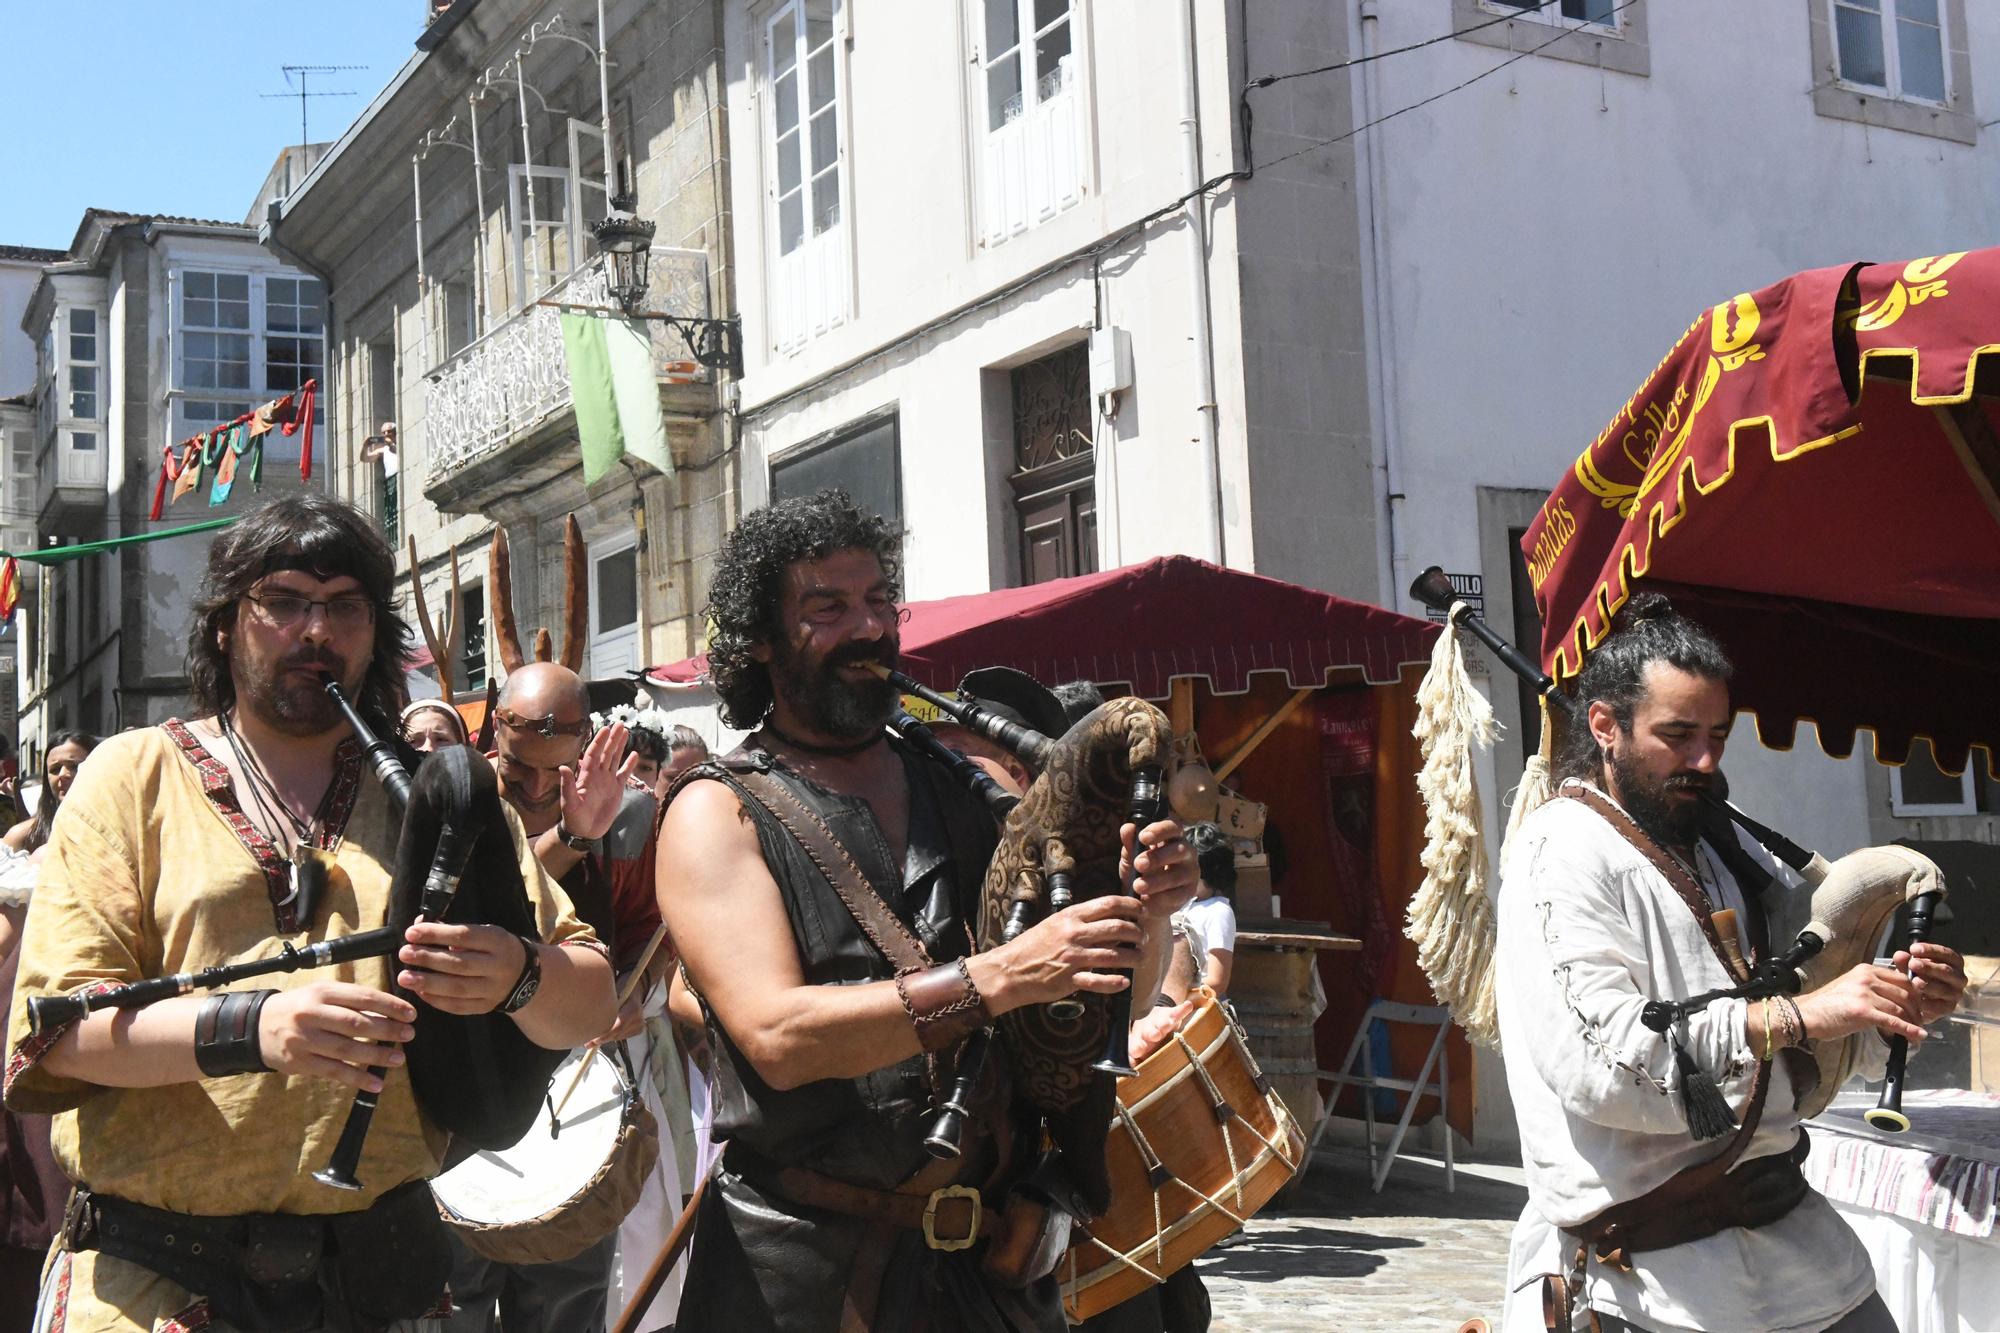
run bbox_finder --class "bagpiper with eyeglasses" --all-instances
[2,495,617,1333]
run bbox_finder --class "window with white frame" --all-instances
[182,272,253,393]
[764,0,849,352]
[36,326,56,445]
[567,119,610,239]
[510,165,575,305]
[975,0,1085,245]
[1832,0,1947,104]
[1488,0,1621,27]
[1888,738,1981,816]
[265,277,326,393]
[67,308,98,421]
[176,271,326,447]
[588,537,640,677]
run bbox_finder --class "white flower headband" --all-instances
[592,702,673,741]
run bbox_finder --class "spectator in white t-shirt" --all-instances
[1175,821,1238,998]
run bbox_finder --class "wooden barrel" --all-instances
[1229,925,1349,1198]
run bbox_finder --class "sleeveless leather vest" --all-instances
[682,736,998,1190]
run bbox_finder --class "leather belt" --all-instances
[1571,1134,1812,1269]
[775,1166,986,1252]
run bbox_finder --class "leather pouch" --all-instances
[324,1180,454,1329]
[979,1149,1087,1289]
[980,1189,1072,1289]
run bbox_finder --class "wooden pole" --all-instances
[611,1176,708,1333]
[1213,686,1316,784]
[551,923,670,1122]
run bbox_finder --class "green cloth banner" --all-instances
[2,515,239,565]
[561,311,673,486]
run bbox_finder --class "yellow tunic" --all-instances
[2,723,597,1331]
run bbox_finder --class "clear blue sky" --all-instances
[0,1,422,250]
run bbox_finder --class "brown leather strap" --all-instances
[735,768,933,974]
[773,1164,984,1239]
[1559,783,1779,1260]
[1565,784,1744,982]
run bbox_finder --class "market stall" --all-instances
[648,555,1472,1140]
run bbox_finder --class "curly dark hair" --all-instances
[704,489,901,729]
[1555,590,1733,782]
[1185,821,1237,900]
[185,493,414,728]
[624,725,671,766]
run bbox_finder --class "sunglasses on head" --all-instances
[493,707,592,740]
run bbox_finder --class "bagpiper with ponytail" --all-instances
[1492,592,1966,1333]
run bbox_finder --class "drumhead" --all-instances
[432,1047,630,1225]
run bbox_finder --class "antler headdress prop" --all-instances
[407,536,465,705]
[488,515,589,674]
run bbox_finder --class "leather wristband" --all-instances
[895,959,990,1054]
[194,989,276,1077]
[499,934,544,1015]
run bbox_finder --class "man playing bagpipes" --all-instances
[655,489,1199,1331]
[3,495,617,1333]
[1493,594,1968,1333]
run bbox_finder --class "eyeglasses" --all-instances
[245,591,378,631]
[493,707,593,740]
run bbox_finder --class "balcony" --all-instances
[422,249,713,510]
[37,426,108,530]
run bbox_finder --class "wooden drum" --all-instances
[1059,989,1306,1322]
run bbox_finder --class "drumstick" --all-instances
[550,924,670,1122]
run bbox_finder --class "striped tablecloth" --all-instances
[1806,1090,2000,1237]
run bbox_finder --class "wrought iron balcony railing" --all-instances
[423,249,709,486]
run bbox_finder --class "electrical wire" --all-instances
[1248,0,1562,90]
[1257,0,1641,174]
[730,0,1634,423]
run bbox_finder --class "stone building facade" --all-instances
[266,0,738,692]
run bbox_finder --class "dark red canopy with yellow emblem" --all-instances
[1521,248,2000,774]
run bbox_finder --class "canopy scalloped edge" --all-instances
[1742,707,2000,782]
[1548,341,2000,687]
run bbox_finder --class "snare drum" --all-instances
[1060,990,1305,1322]
[431,1046,660,1265]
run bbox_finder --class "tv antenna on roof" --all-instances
[260,64,367,153]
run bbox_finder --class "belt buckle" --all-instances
[922,1184,981,1252]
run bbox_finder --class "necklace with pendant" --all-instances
[221,711,329,923]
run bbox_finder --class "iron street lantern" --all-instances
[590,207,659,317]
[586,199,742,377]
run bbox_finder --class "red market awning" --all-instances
[650,555,1438,698]
[1522,247,2000,773]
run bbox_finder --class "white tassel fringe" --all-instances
[1407,605,1503,1049]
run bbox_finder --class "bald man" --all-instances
[446,662,639,1333]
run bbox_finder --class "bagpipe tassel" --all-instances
[1670,1025,1737,1142]
[1407,603,1503,1048]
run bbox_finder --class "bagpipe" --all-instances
[1408,566,1945,1132]
[870,666,1303,1320]
[866,667,1165,1205]
[26,677,567,1184]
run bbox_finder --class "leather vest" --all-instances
[685,737,998,1190]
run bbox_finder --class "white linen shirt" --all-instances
[1495,788,1877,1333]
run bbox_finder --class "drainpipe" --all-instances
[1356,0,1405,609]
[1178,0,1225,566]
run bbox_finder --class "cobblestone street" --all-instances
[1195,1152,1526,1333]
